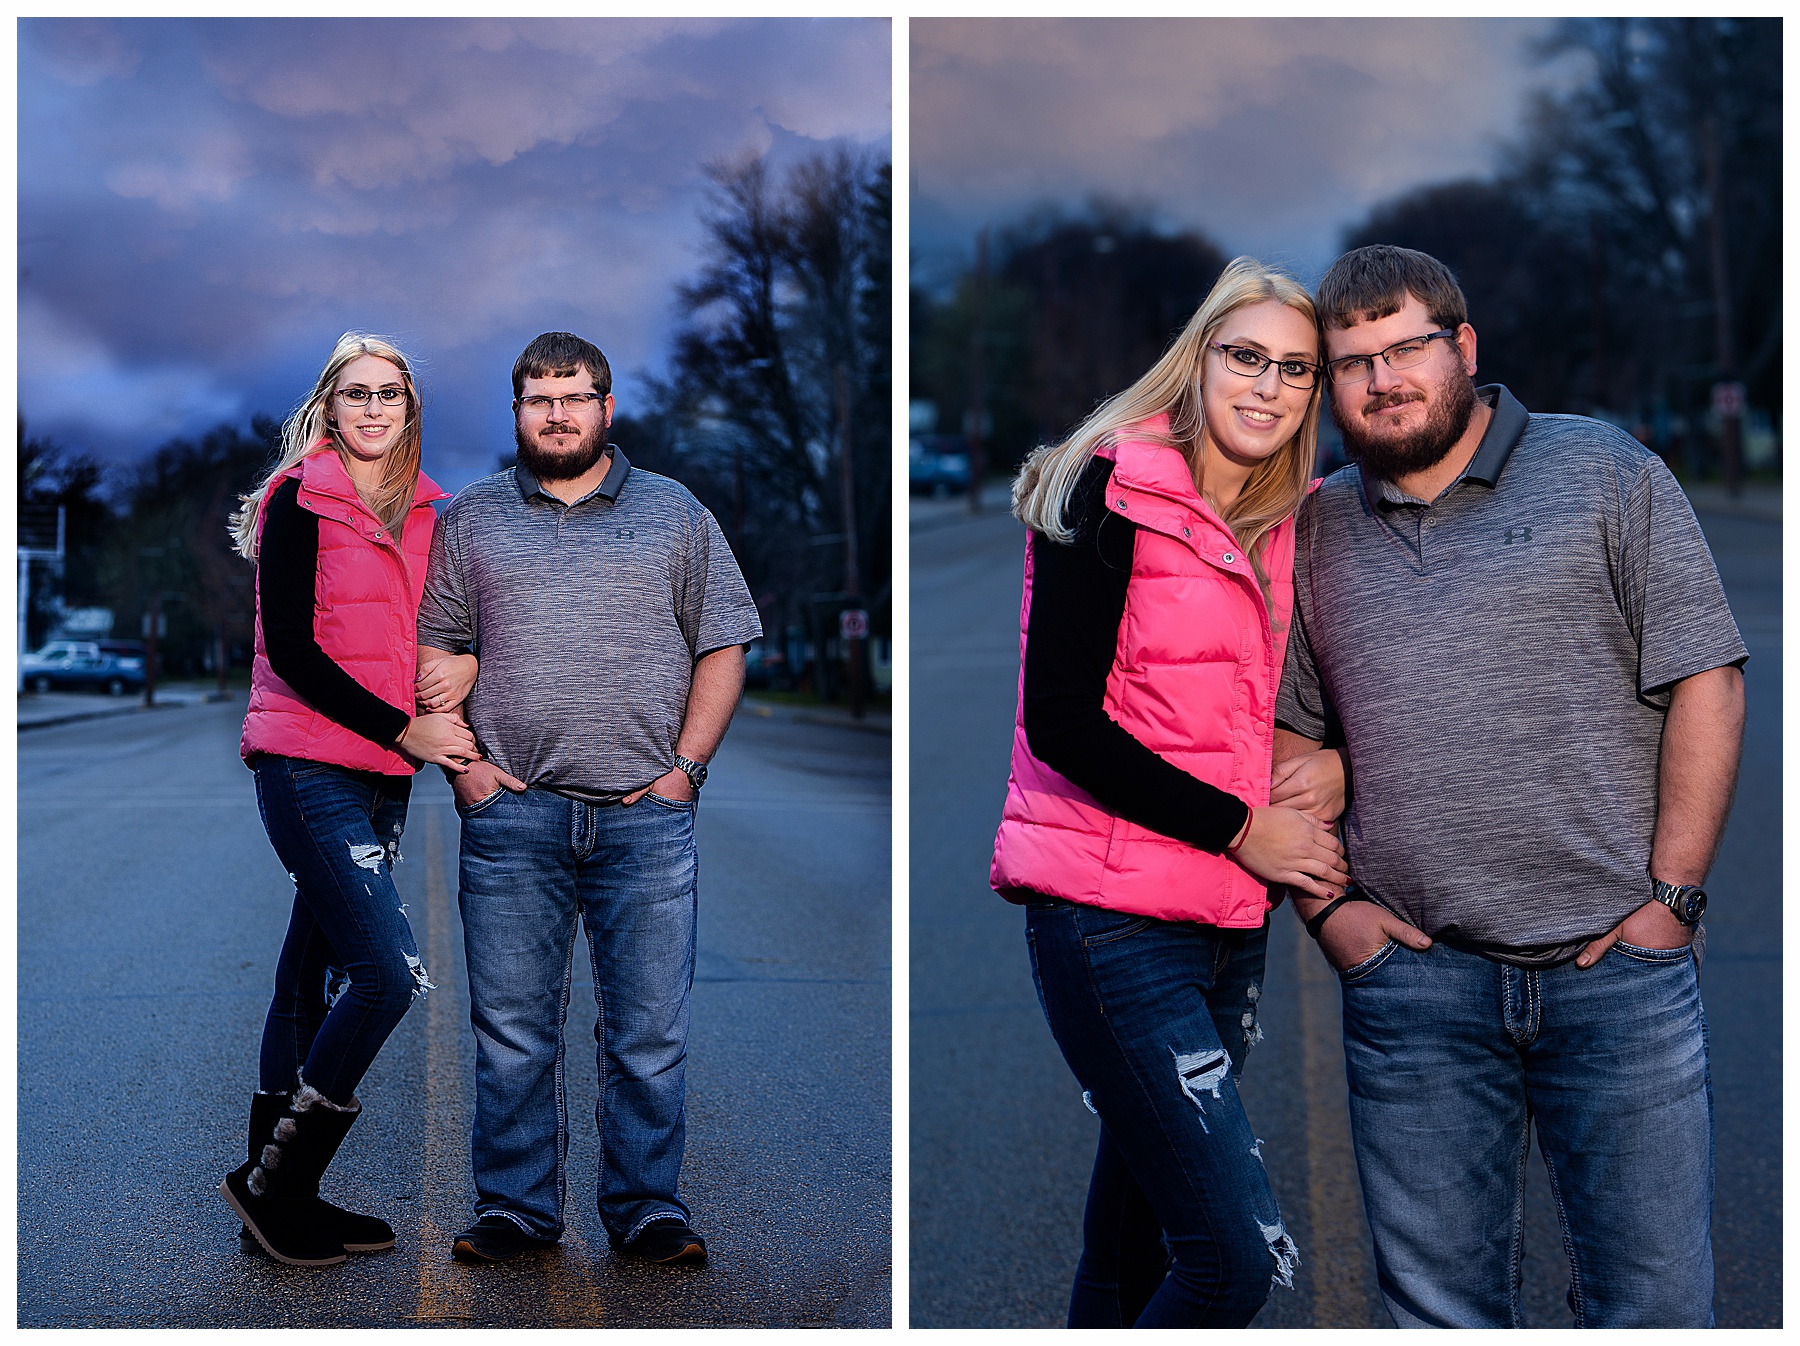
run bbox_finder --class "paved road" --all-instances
[19,698,890,1328]
[909,497,1780,1328]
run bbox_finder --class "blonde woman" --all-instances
[990,258,1350,1325]
[219,334,478,1266]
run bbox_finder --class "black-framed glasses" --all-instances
[1325,330,1457,385]
[516,392,605,415]
[1208,342,1320,391]
[335,386,407,407]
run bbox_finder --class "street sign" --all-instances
[839,608,869,640]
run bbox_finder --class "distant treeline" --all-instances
[20,147,891,692]
[912,17,1780,480]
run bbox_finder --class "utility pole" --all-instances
[836,364,866,719]
[139,546,164,708]
[1701,112,1743,497]
[966,227,989,515]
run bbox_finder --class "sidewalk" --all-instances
[741,692,891,737]
[909,488,1008,534]
[17,681,225,731]
[1681,479,1782,522]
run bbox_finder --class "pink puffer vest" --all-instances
[240,447,449,776]
[990,420,1312,926]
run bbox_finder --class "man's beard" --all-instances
[514,419,609,482]
[1334,369,1478,481]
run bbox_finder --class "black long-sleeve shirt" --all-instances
[257,477,412,747]
[1021,456,1251,853]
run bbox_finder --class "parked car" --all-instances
[21,641,146,696]
[909,435,972,496]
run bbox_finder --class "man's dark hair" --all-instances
[1315,245,1468,333]
[512,331,613,400]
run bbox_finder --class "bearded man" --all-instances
[1269,247,1745,1327]
[415,331,761,1267]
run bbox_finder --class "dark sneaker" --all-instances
[451,1214,556,1263]
[616,1218,708,1267]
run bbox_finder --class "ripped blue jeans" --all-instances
[1026,897,1293,1328]
[252,755,427,1107]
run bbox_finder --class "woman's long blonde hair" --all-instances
[1012,256,1322,599]
[229,332,423,560]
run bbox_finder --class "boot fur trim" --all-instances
[293,1077,360,1115]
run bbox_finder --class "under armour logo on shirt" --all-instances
[1503,527,1533,545]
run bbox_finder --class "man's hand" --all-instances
[623,767,695,806]
[1270,747,1348,823]
[451,757,527,808]
[417,653,478,713]
[1297,896,1432,973]
[1574,899,1692,968]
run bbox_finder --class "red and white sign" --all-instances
[1711,381,1747,418]
[839,608,869,641]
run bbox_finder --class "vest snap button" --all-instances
[1223,551,1236,564]
[1182,527,1191,538]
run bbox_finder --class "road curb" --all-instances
[17,700,195,732]
[741,698,891,737]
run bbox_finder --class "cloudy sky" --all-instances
[912,18,1570,290]
[20,17,891,492]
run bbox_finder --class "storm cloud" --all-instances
[20,17,890,490]
[912,18,1561,287]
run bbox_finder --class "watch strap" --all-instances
[1650,878,1705,925]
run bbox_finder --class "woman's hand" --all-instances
[399,711,480,771]
[416,654,478,713]
[1270,747,1347,823]
[1228,805,1351,900]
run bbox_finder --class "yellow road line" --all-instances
[1298,932,1371,1327]
[414,804,476,1324]
[411,800,611,1326]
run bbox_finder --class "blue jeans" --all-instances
[457,786,699,1244]
[252,755,428,1107]
[1025,898,1296,1328]
[1339,936,1714,1327]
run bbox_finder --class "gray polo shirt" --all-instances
[417,447,763,803]
[1276,386,1746,966]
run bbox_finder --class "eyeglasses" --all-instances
[335,386,407,407]
[1209,342,1320,391]
[1325,330,1457,385]
[517,393,604,416]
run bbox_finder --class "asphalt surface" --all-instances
[909,494,1781,1328]
[18,697,890,1328]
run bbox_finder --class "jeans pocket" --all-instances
[1611,938,1694,964]
[642,791,696,810]
[455,787,506,817]
[1077,907,1154,948]
[1337,938,1400,982]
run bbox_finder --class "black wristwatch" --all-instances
[674,755,708,792]
[1650,878,1707,926]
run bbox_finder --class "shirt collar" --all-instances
[513,444,631,506]
[1360,384,1528,510]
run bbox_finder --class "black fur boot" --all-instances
[219,1082,365,1266]
[235,1091,395,1256]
